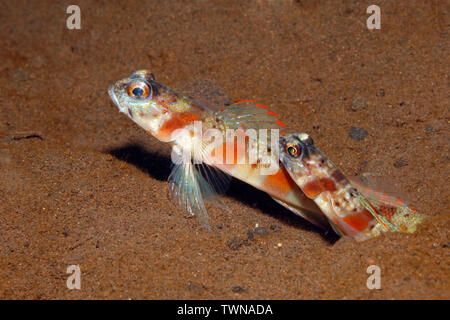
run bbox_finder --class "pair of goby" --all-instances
[108,70,424,241]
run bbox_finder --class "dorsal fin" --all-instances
[178,79,233,112]
[214,101,286,133]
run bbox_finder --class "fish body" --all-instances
[109,70,329,229]
[279,133,425,241]
[108,70,423,240]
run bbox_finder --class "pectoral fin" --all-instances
[168,151,231,230]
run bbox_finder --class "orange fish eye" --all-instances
[286,144,301,157]
[127,80,151,99]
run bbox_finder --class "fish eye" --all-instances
[127,80,151,99]
[286,144,301,158]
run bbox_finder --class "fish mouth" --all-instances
[108,85,126,113]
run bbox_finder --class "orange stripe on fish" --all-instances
[159,112,200,136]
[263,166,298,195]
[303,178,337,198]
[342,209,374,232]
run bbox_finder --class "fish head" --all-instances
[281,133,382,239]
[279,132,341,192]
[108,70,201,142]
[279,133,323,180]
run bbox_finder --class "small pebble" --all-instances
[394,158,408,168]
[253,227,269,236]
[227,237,242,251]
[13,69,27,82]
[349,127,368,141]
[269,224,281,232]
[351,96,367,111]
[426,126,435,133]
[246,230,255,241]
[232,286,244,293]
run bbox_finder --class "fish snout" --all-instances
[108,85,126,113]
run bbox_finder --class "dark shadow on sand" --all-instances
[106,143,340,244]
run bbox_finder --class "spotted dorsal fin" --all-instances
[214,101,286,133]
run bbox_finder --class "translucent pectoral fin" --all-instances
[350,177,427,234]
[168,152,231,229]
[349,175,413,209]
[363,196,426,235]
[168,161,212,229]
[194,162,232,196]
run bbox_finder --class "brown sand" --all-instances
[0,0,448,299]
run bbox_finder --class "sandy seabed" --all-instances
[0,0,448,299]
